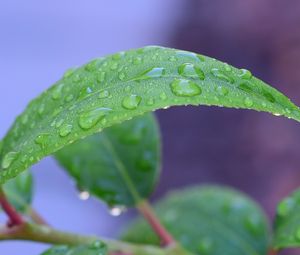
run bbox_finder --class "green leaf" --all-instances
[1,46,300,183]
[2,170,33,213]
[54,113,160,207]
[41,241,107,255]
[122,186,270,255]
[273,188,300,249]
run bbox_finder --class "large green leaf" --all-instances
[1,46,300,183]
[273,188,300,249]
[2,170,33,213]
[122,186,270,255]
[41,241,107,255]
[54,113,160,207]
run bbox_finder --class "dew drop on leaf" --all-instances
[78,190,90,200]
[78,108,112,130]
[98,90,110,99]
[216,86,229,96]
[59,124,73,137]
[211,68,234,83]
[244,97,254,107]
[159,92,167,100]
[133,67,165,80]
[1,151,19,169]
[170,78,202,97]
[122,95,142,110]
[178,63,205,80]
[109,206,126,216]
[52,84,64,100]
[35,133,50,148]
[239,69,252,80]
[277,198,295,216]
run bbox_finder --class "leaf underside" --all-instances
[122,186,270,255]
[55,113,160,206]
[1,46,300,183]
[273,188,300,249]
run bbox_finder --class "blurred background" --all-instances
[1,0,300,254]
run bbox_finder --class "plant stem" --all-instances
[137,200,175,247]
[0,187,24,226]
[28,207,48,225]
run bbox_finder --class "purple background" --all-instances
[1,1,300,254]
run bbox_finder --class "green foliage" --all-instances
[273,188,300,249]
[123,186,270,255]
[2,171,33,213]
[55,113,160,206]
[41,241,107,255]
[1,46,300,184]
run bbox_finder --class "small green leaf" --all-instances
[55,113,160,206]
[273,188,300,249]
[122,186,270,255]
[1,46,300,183]
[41,241,107,255]
[2,170,33,213]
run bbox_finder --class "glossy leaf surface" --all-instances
[1,46,300,183]
[273,188,300,249]
[55,113,160,206]
[123,186,270,255]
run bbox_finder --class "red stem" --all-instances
[0,187,24,226]
[137,200,175,247]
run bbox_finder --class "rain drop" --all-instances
[98,90,110,99]
[239,69,252,80]
[211,68,234,83]
[109,206,126,216]
[78,107,112,130]
[35,133,50,148]
[38,104,45,115]
[159,92,167,100]
[78,190,90,200]
[52,84,64,100]
[216,86,229,96]
[277,198,295,216]
[170,78,202,97]
[1,151,19,169]
[244,97,253,107]
[122,95,142,110]
[133,67,165,80]
[178,63,205,80]
[59,124,73,137]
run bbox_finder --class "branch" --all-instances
[0,187,24,226]
[137,200,175,247]
[27,207,49,225]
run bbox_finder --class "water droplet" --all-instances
[65,94,74,102]
[263,91,276,103]
[243,214,262,236]
[21,114,29,125]
[133,67,165,80]
[109,206,126,216]
[122,95,142,110]
[78,190,90,200]
[59,124,73,137]
[216,86,229,96]
[168,56,177,62]
[239,69,252,80]
[224,63,232,72]
[55,119,64,128]
[211,68,234,83]
[273,113,281,117]
[238,82,253,93]
[110,62,118,70]
[147,98,154,105]
[170,78,202,97]
[244,97,253,107]
[63,68,75,78]
[118,72,126,81]
[133,57,142,65]
[35,133,50,148]
[79,107,112,130]
[277,198,295,216]
[178,63,205,80]
[159,92,167,100]
[1,151,19,169]
[97,72,106,82]
[90,240,105,249]
[98,90,110,99]
[52,84,64,100]
[176,51,202,62]
[78,86,93,99]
